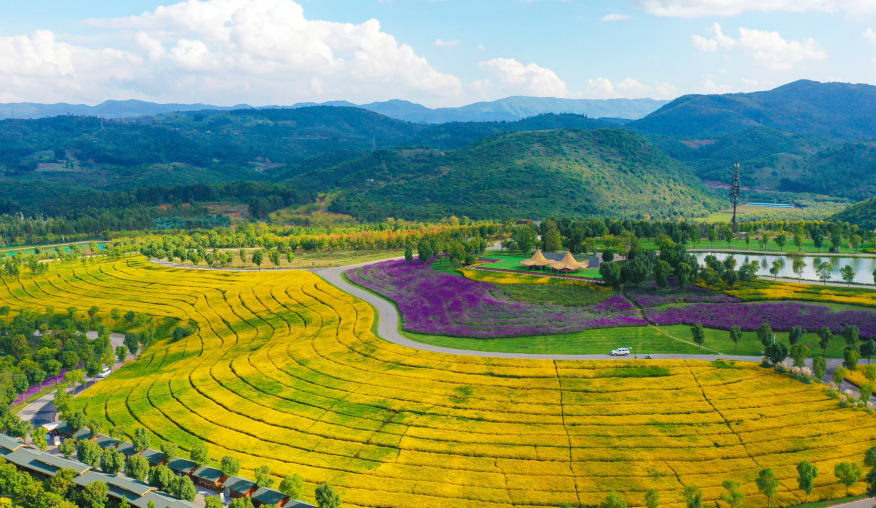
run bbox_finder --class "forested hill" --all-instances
[630,80,876,139]
[294,128,725,221]
[832,197,876,229]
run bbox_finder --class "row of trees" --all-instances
[573,449,876,508]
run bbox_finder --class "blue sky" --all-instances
[0,0,873,106]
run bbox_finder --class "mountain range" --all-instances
[0,96,669,123]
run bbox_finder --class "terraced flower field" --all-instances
[4,259,876,508]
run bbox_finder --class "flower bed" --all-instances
[349,259,646,338]
[625,279,741,307]
[13,370,68,405]
[647,301,876,338]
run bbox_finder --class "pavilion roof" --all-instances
[550,251,588,272]
[520,249,552,267]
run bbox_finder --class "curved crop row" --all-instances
[3,259,875,508]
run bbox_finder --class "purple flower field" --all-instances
[647,302,876,338]
[348,259,646,338]
[625,279,740,307]
[13,370,68,405]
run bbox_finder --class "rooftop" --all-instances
[140,448,163,464]
[0,434,27,455]
[192,465,223,482]
[252,486,288,505]
[95,434,121,450]
[166,457,197,473]
[223,475,256,493]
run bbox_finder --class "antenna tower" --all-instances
[730,161,741,233]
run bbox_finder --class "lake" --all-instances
[693,252,876,285]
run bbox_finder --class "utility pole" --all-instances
[730,161,741,233]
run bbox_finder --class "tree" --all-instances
[683,486,702,508]
[229,499,255,508]
[700,267,719,288]
[252,250,264,271]
[254,465,274,488]
[48,467,77,496]
[599,262,622,288]
[80,481,109,508]
[100,448,125,475]
[867,447,876,469]
[221,455,241,477]
[721,270,738,290]
[792,258,806,281]
[114,345,128,364]
[77,439,103,466]
[843,325,860,349]
[125,455,150,481]
[789,344,811,368]
[269,250,281,269]
[844,349,861,370]
[765,342,789,365]
[404,243,413,262]
[833,366,848,386]
[835,462,864,495]
[775,234,787,251]
[644,489,659,508]
[148,464,175,491]
[769,260,782,279]
[205,496,224,508]
[789,326,805,346]
[794,233,804,251]
[601,492,628,508]
[862,340,876,364]
[817,327,833,355]
[852,234,863,252]
[797,461,818,502]
[602,249,615,263]
[866,466,876,498]
[417,239,434,262]
[132,428,150,453]
[280,474,306,499]
[31,427,48,451]
[707,228,717,247]
[124,333,140,356]
[58,438,77,459]
[172,476,197,501]
[160,441,178,463]
[816,261,833,284]
[239,249,248,267]
[690,323,706,350]
[814,231,824,252]
[720,479,745,508]
[840,265,857,286]
[86,419,103,439]
[756,323,773,348]
[729,326,743,354]
[190,441,210,467]
[813,356,828,381]
[315,482,342,508]
[678,262,693,288]
[756,468,779,508]
[654,260,672,290]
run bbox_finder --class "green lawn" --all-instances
[480,253,602,278]
[402,324,866,358]
[402,325,705,355]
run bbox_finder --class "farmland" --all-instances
[2,259,876,507]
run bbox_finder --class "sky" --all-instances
[0,0,874,107]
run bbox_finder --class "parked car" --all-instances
[611,348,631,356]
[97,367,112,378]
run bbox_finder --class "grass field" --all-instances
[1,259,873,508]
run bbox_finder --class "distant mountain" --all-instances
[0,99,251,120]
[0,96,669,123]
[292,128,724,221]
[630,80,876,140]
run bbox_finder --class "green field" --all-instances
[403,324,868,359]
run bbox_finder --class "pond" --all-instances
[693,252,876,285]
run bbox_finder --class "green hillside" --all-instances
[297,128,725,221]
[631,80,876,139]
[831,197,876,229]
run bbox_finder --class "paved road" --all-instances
[19,333,128,428]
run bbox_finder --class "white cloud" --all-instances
[472,58,568,98]
[691,23,826,71]
[0,0,463,105]
[434,39,460,47]
[865,28,876,45]
[631,0,876,18]
[702,77,732,93]
[583,77,677,99]
[601,14,630,21]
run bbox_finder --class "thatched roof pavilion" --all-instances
[549,251,589,273]
[520,249,552,268]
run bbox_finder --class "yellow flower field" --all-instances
[4,259,876,508]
